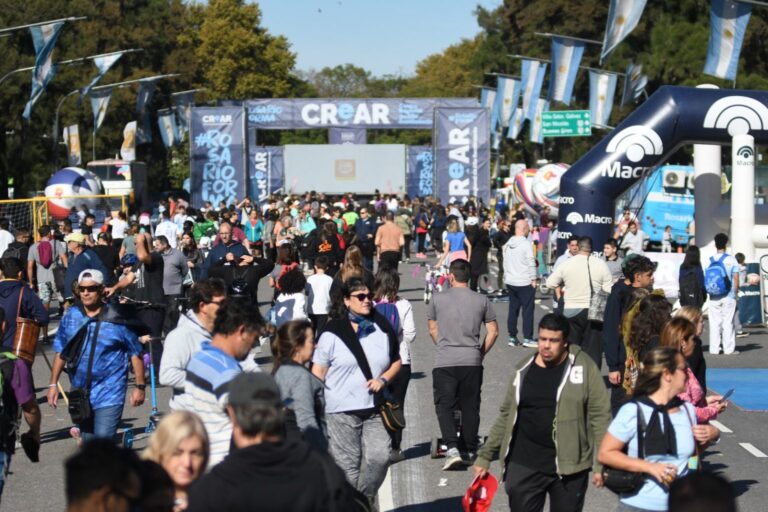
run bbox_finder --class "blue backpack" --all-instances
[374,302,401,335]
[704,255,732,296]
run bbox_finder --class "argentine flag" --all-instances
[90,88,113,132]
[620,62,648,107]
[22,21,65,119]
[589,71,618,127]
[600,0,648,64]
[529,99,550,144]
[481,87,497,130]
[173,91,196,136]
[506,108,525,140]
[495,77,521,128]
[79,52,125,103]
[704,0,752,81]
[548,37,585,106]
[520,60,548,122]
[158,110,181,148]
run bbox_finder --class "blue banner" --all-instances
[407,146,433,199]
[740,262,762,325]
[173,91,196,136]
[328,127,367,144]
[190,107,247,209]
[248,146,284,205]
[434,107,490,205]
[704,0,752,81]
[136,79,158,144]
[245,98,478,129]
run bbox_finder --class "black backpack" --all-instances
[679,267,706,308]
[0,353,20,454]
[2,243,24,262]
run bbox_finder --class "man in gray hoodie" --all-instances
[159,278,227,409]
[503,220,538,348]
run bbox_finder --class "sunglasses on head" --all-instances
[350,293,373,302]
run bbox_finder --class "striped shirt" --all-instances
[178,342,241,466]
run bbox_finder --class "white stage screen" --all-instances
[283,144,406,195]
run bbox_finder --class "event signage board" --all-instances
[541,110,592,137]
[407,146,434,199]
[245,98,478,129]
[433,107,491,204]
[329,127,367,144]
[248,146,284,205]
[190,106,247,208]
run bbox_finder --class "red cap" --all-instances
[462,473,499,512]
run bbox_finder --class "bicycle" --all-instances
[423,263,450,304]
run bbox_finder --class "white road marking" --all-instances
[378,464,395,511]
[710,420,733,434]
[540,305,551,311]
[739,443,768,458]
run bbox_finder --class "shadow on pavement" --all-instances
[410,371,427,380]
[394,496,463,511]
[404,441,430,459]
[731,479,759,497]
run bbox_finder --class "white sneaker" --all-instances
[522,339,539,348]
[442,447,463,470]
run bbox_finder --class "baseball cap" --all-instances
[466,217,479,226]
[64,232,85,244]
[462,473,499,512]
[228,373,282,408]
[77,269,104,285]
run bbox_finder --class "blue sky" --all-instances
[257,0,503,77]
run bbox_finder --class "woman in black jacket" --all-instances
[678,245,707,308]
[467,218,492,292]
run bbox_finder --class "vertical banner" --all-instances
[121,121,137,161]
[506,107,525,140]
[529,99,550,144]
[190,106,247,209]
[600,0,648,63]
[136,79,158,144]
[740,262,762,325]
[23,21,64,119]
[90,88,113,132]
[157,110,180,148]
[173,91,196,136]
[704,0,752,81]
[434,107,490,205]
[589,70,619,127]
[548,37,585,105]
[63,125,82,166]
[495,76,521,128]
[406,146,434,199]
[248,146,284,204]
[620,62,648,107]
[328,127,367,144]
[520,60,548,122]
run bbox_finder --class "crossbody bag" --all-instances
[602,401,647,495]
[67,314,104,425]
[587,256,610,322]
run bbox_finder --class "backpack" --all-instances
[704,254,731,296]
[37,240,53,268]
[374,302,401,336]
[679,267,705,307]
[2,243,24,262]
[0,352,20,453]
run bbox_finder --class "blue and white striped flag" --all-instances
[529,99,550,144]
[620,62,648,107]
[704,0,752,81]
[589,71,618,127]
[480,87,497,128]
[79,52,124,103]
[506,108,525,140]
[520,60,547,122]
[494,77,521,128]
[600,0,648,64]
[136,79,159,144]
[22,21,65,119]
[173,91,196,136]
[157,110,181,148]
[90,88,113,132]
[548,37,585,105]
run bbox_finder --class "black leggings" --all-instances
[388,364,411,450]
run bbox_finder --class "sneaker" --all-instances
[442,448,463,470]
[724,350,741,355]
[389,449,405,463]
[522,339,539,348]
[20,432,40,463]
[736,331,749,338]
[508,336,521,347]
[462,451,478,466]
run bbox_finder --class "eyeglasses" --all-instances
[350,293,373,302]
[219,231,231,235]
[207,298,225,305]
[79,285,101,293]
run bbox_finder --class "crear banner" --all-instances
[328,127,367,144]
[557,86,768,254]
[433,107,491,205]
[190,106,247,209]
[248,146,284,205]
[245,98,478,129]
[406,146,434,199]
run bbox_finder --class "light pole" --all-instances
[0,16,87,36]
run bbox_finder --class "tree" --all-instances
[301,64,370,97]
[400,37,484,98]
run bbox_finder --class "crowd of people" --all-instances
[0,191,743,512]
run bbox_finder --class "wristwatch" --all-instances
[379,377,388,386]
[136,384,146,391]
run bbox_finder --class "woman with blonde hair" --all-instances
[660,317,726,423]
[674,306,707,391]
[442,218,471,264]
[144,411,209,511]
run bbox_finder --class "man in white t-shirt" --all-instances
[0,218,14,257]
[306,256,333,334]
[707,233,740,355]
[619,222,648,256]
[154,210,181,248]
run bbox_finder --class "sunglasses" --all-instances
[350,293,373,302]
[79,285,101,293]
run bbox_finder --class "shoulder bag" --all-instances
[67,313,104,425]
[602,401,647,495]
[587,255,610,322]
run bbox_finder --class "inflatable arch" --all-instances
[557,85,768,254]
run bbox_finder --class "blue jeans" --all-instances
[507,284,535,339]
[0,451,10,497]
[80,404,124,442]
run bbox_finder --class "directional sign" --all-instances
[541,110,592,137]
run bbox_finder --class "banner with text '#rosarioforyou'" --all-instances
[433,107,490,205]
[190,106,247,209]
[248,146,284,206]
[406,146,434,199]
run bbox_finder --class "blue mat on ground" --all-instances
[706,369,768,411]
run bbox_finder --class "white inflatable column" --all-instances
[731,134,755,260]
[693,84,723,248]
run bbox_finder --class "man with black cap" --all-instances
[187,372,366,512]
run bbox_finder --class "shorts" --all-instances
[10,359,35,406]
[37,281,56,304]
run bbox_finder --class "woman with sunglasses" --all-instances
[598,347,720,512]
[660,318,726,423]
[312,277,401,506]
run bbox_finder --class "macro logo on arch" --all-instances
[566,212,612,225]
[566,212,584,225]
[605,125,664,163]
[737,146,754,159]
[703,96,768,136]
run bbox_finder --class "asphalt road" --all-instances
[3,257,767,511]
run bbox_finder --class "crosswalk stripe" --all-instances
[710,420,733,434]
[739,443,767,458]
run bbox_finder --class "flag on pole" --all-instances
[529,99,550,144]
[62,125,82,166]
[136,79,158,144]
[121,121,137,161]
[589,70,619,127]
[173,91,196,135]
[620,62,648,107]
[548,37,585,105]
[506,108,525,140]
[600,0,648,64]
[22,21,65,119]
[90,88,113,132]
[79,52,124,104]
[157,110,181,148]
[495,77,521,128]
[520,59,548,122]
[704,0,752,81]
